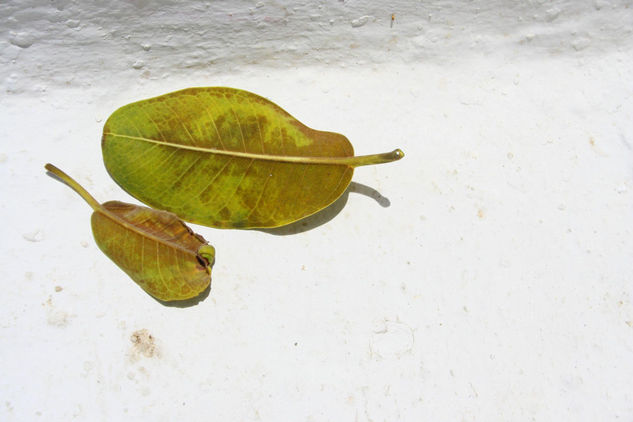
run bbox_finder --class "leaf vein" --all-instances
[247,95,265,154]
[190,158,234,207]
[162,101,197,146]
[327,167,350,203]
[104,133,368,166]
[129,148,180,181]
[191,94,226,150]
[223,92,247,152]
[140,107,167,141]
[155,241,169,296]
[162,155,202,197]
[123,114,145,137]
[245,162,273,221]
[213,158,255,220]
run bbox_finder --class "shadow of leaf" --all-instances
[348,182,391,207]
[261,182,390,236]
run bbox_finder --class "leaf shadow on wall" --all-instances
[260,182,391,236]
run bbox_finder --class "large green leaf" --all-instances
[102,87,404,229]
[45,164,215,302]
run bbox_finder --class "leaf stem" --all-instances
[45,163,101,211]
[345,149,405,167]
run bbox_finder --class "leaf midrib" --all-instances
[96,206,199,259]
[104,132,355,165]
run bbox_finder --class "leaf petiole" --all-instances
[345,149,405,167]
[45,163,101,211]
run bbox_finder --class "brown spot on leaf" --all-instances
[218,207,231,221]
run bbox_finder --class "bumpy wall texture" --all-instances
[2,0,632,93]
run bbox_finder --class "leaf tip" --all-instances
[392,149,405,160]
[197,244,216,270]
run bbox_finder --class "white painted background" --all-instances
[1,0,633,420]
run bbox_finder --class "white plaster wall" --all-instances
[1,1,633,421]
[2,0,633,92]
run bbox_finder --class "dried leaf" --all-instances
[45,164,215,302]
[102,87,404,229]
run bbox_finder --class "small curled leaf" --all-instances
[45,164,215,302]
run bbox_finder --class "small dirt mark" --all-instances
[130,329,158,359]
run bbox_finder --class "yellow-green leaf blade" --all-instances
[102,87,401,229]
[92,201,214,301]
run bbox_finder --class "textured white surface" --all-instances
[2,0,633,92]
[1,1,633,421]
